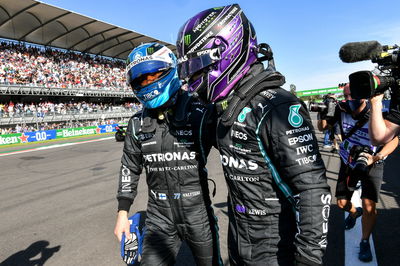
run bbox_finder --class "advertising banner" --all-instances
[0,133,25,146]
[56,126,97,138]
[0,124,117,146]
[25,130,57,142]
[296,87,343,97]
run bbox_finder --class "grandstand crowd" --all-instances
[0,41,129,91]
[0,41,144,135]
[0,101,141,118]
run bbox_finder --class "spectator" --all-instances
[0,41,129,91]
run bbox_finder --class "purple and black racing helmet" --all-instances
[176,4,258,102]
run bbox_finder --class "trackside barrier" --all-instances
[0,124,117,146]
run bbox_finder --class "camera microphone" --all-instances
[339,41,382,63]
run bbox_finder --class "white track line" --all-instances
[0,137,114,157]
[345,186,378,265]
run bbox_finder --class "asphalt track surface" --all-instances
[0,130,399,266]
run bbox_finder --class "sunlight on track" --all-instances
[345,188,377,266]
[0,137,114,157]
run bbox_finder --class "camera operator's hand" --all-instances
[359,152,375,166]
[370,94,384,105]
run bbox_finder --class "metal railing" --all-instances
[0,84,135,98]
[0,109,136,126]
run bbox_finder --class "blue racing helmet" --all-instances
[126,43,181,109]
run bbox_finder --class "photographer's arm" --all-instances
[374,135,399,161]
[317,103,340,132]
[370,94,400,145]
[364,136,398,166]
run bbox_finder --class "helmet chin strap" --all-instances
[187,72,209,103]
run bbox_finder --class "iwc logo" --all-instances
[288,104,303,128]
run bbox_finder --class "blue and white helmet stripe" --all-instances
[126,43,181,109]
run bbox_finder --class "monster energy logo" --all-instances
[147,47,154,54]
[184,35,191,46]
[221,100,228,110]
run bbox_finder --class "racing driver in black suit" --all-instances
[114,43,221,265]
[176,4,331,266]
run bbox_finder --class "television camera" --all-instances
[339,41,400,100]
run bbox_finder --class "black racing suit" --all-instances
[117,92,221,266]
[214,64,331,266]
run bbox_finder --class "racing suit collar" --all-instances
[171,91,192,127]
[215,63,263,116]
[140,91,192,133]
[215,63,285,125]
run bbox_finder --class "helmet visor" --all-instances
[127,60,171,90]
[177,48,221,80]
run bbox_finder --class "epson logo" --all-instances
[288,133,313,146]
[220,155,258,170]
[231,130,247,140]
[144,151,196,162]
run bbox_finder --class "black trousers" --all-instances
[140,205,221,266]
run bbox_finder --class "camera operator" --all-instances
[370,93,400,145]
[338,40,400,145]
[317,84,398,262]
[310,94,340,152]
